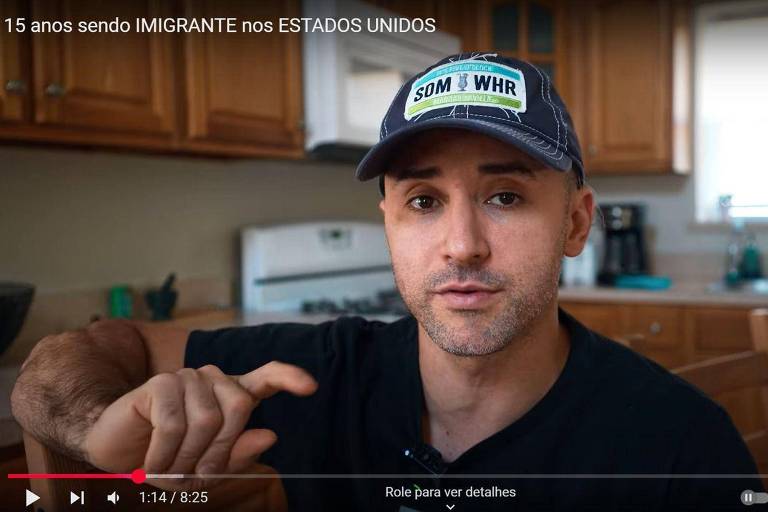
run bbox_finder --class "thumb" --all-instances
[226,428,278,473]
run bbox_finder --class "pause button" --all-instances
[742,490,768,505]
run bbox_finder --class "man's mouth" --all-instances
[432,282,502,309]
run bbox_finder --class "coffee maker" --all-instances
[598,204,648,285]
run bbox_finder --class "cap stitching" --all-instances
[359,116,567,180]
[497,126,565,159]
[464,52,501,122]
[485,120,565,157]
[547,74,569,153]
[469,52,498,62]
[468,118,565,159]
[497,128,565,161]
[390,113,563,160]
[382,78,412,139]
[532,65,561,153]
[462,112,565,150]
[542,69,569,154]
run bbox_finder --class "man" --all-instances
[12,54,762,511]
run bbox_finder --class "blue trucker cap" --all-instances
[355,53,584,185]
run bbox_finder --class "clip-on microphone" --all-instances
[404,443,447,476]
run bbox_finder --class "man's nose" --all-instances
[441,199,490,265]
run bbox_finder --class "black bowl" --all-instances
[0,282,35,357]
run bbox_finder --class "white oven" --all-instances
[241,222,405,321]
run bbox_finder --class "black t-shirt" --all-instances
[185,309,763,511]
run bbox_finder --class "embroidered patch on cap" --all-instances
[403,59,527,121]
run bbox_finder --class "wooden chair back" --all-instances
[752,308,768,353]
[22,431,287,511]
[673,308,768,479]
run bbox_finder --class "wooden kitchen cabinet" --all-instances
[0,0,693,163]
[372,0,443,20]
[561,300,757,370]
[371,0,569,92]
[0,0,30,123]
[685,307,754,357]
[560,301,690,368]
[451,0,569,92]
[622,304,689,368]
[366,0,466,39]
[565,0,692,174]
[180,0,304,157]
[559,301,626,339]
[0,0,303,157]
[26,0,176,144]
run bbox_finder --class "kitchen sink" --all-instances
[708,278,768,295]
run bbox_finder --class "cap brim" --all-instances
[355,117,573,181]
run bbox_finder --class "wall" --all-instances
[1,146,381,292]
[0,146,381,365]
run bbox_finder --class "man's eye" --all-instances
[407,196,436,210]
[487,192,520,207]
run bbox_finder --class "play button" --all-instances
[25,489,40,507]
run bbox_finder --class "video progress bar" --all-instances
[10,472,767,481]
[147,473,768,479]
[8,469,147,484]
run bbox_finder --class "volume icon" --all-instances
[107,491,120,504]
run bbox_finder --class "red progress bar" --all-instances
[8,469,147,484]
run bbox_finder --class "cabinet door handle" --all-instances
[45,83,66,97]
[649,321,662,335]
[588,144,597,156]
[5,79,27,95]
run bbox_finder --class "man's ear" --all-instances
[378,174,388,215]
[564,186,595,257]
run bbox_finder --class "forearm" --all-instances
[11,319,149,461]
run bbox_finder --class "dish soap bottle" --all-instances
[739,231,764,280]
[724,220,744,287]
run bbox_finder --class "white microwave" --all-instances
[302,0,460,154]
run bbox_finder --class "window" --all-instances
[695,1,768,222]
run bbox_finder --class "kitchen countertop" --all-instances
[558,282,768,307]
[166,289,768,334]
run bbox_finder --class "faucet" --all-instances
[719,195,765,286]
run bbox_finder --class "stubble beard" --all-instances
[393,231,567,357]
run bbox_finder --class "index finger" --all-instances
[235,361,318,401]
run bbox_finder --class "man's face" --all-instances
[379,129,592,356]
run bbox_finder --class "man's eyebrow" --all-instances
[478,161,542,179]
[392,166,441,182]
